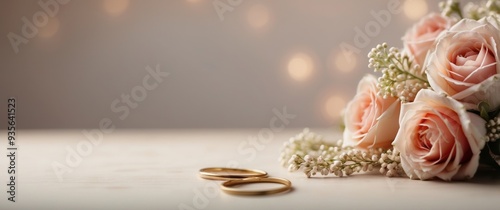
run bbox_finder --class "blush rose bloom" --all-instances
[403,13,453,66]
[343,74,401,150]
[425,18,500,111]
[393,89,486,181]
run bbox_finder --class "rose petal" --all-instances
[343,74,399,149]
[392,89,486,181]
[357,101,401,148]
[452,74,500,111]
[425,18,500,110]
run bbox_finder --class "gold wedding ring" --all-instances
[221,177,292,196]
[199,167,268,181]
[199,167,292,195]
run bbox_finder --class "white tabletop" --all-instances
[0,129,499,209]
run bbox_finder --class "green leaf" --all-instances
[479,144,500,171]
[478,101,490,120]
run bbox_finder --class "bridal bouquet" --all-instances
[280,0,500,181]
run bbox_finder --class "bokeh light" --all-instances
[287,53,314,82]
[104,0,130,17]
[247,4,271,29]
[324,95,346,120]
[333,51,357,73]
[403,0,428,20]
[38,18,60,38]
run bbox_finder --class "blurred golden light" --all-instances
[247,4,270,29]
[186,0,201,3]
[287,53,313,82]
[324,95,346,120]
[403,0,428,20]
[104,0,129,17]
[334,51,357,73]
[38,18,60,38]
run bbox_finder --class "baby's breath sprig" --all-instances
[487,0,500,13]
[477,102,500,143]
[280,129,405,178]
[462,0,500,20]
[440,0,464,19]
[368,43,429,102]
[476,102,500,158]
[464,2,488,20]
[486,117,500,142]
[279,128,338,168]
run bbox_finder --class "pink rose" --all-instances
[393,89,486,181]
[426,18,500,111]
[403,13,453,66]
[343,74,401,150]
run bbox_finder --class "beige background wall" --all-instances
[0,0,443,129]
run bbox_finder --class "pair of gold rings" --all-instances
[199,167,292,196]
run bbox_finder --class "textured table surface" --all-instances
[0,129,499,209]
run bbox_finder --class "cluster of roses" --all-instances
[282,0,500,181]
[343,1,500,181]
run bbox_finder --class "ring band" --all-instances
[199,167,268,181]
[221,177,292,196]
